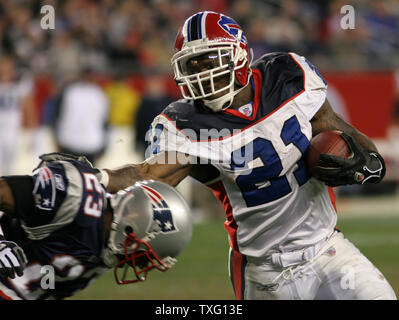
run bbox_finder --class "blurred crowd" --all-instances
[0,0,398,167]
[1,0,399,78]
[0,0,398,127]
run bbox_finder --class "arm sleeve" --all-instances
[144,114,229,164]
[145,114,193,157]
[289,52,328,120]
[1,176,35,220]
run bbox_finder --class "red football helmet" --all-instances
[171,11,253,112]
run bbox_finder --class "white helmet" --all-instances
[103,180,193,284]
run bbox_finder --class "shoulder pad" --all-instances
[161,99,198,122]
[252,52,294,70]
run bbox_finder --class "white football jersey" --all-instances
[146,52,337,258]
[56,82,109,153]
[0,76,32,134]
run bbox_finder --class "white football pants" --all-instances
[229,232,396,300]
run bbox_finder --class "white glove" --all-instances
[0,237,28,279]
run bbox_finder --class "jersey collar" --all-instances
[222,68,261,121]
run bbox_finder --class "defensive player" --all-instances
[0,153,193,300]
[97,12,396,299]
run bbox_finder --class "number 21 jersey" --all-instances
[147,52,337,258]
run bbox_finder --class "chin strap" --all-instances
[102,247,119,267]
[203,79,250,112]
[202,86,235,112]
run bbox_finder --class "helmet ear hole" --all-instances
[125,226,134,234]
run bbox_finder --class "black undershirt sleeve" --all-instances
[1,175,34,221]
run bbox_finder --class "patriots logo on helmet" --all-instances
[217,15,247,44]
[141,185,178,234]
[32,167,56,210]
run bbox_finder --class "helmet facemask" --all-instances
[113,231,176,285]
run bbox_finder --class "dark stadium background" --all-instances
[0,0,398,299]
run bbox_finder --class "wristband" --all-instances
[99,169,110,188]
[361,151,386,184]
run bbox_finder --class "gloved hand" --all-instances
[314,133,385,187]
[0,236,28,279]
[35,152,108,187]
[35,152,94,170]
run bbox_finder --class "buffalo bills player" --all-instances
[0,153,193,300]
[96,11,395,299]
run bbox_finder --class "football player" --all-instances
[0,153,193,300]
[96,12,395,299]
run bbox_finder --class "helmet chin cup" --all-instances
[202,81,249,112]
[202,87,234,112]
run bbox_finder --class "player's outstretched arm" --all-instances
[100,152,192,193]
[0,179,28,278]
[310,100,385,186]
[0,179,15,216]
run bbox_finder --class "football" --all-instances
[306,130,352,178]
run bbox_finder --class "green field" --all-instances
[70,214,399,300]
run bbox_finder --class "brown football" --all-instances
[306,130,352,178]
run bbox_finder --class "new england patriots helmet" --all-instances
[103,180,193,284]
[171,11,253,112]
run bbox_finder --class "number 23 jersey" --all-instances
[0,160,108,300]
[147,52,337,258]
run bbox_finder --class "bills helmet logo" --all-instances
[141,185,178,234]
[217,15,247,44]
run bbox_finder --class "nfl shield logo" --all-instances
[238,103,253,117]
[325,247,336,257]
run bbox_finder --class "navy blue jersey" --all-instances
[0,160,108,300]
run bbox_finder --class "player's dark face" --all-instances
[185,51,231,99]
